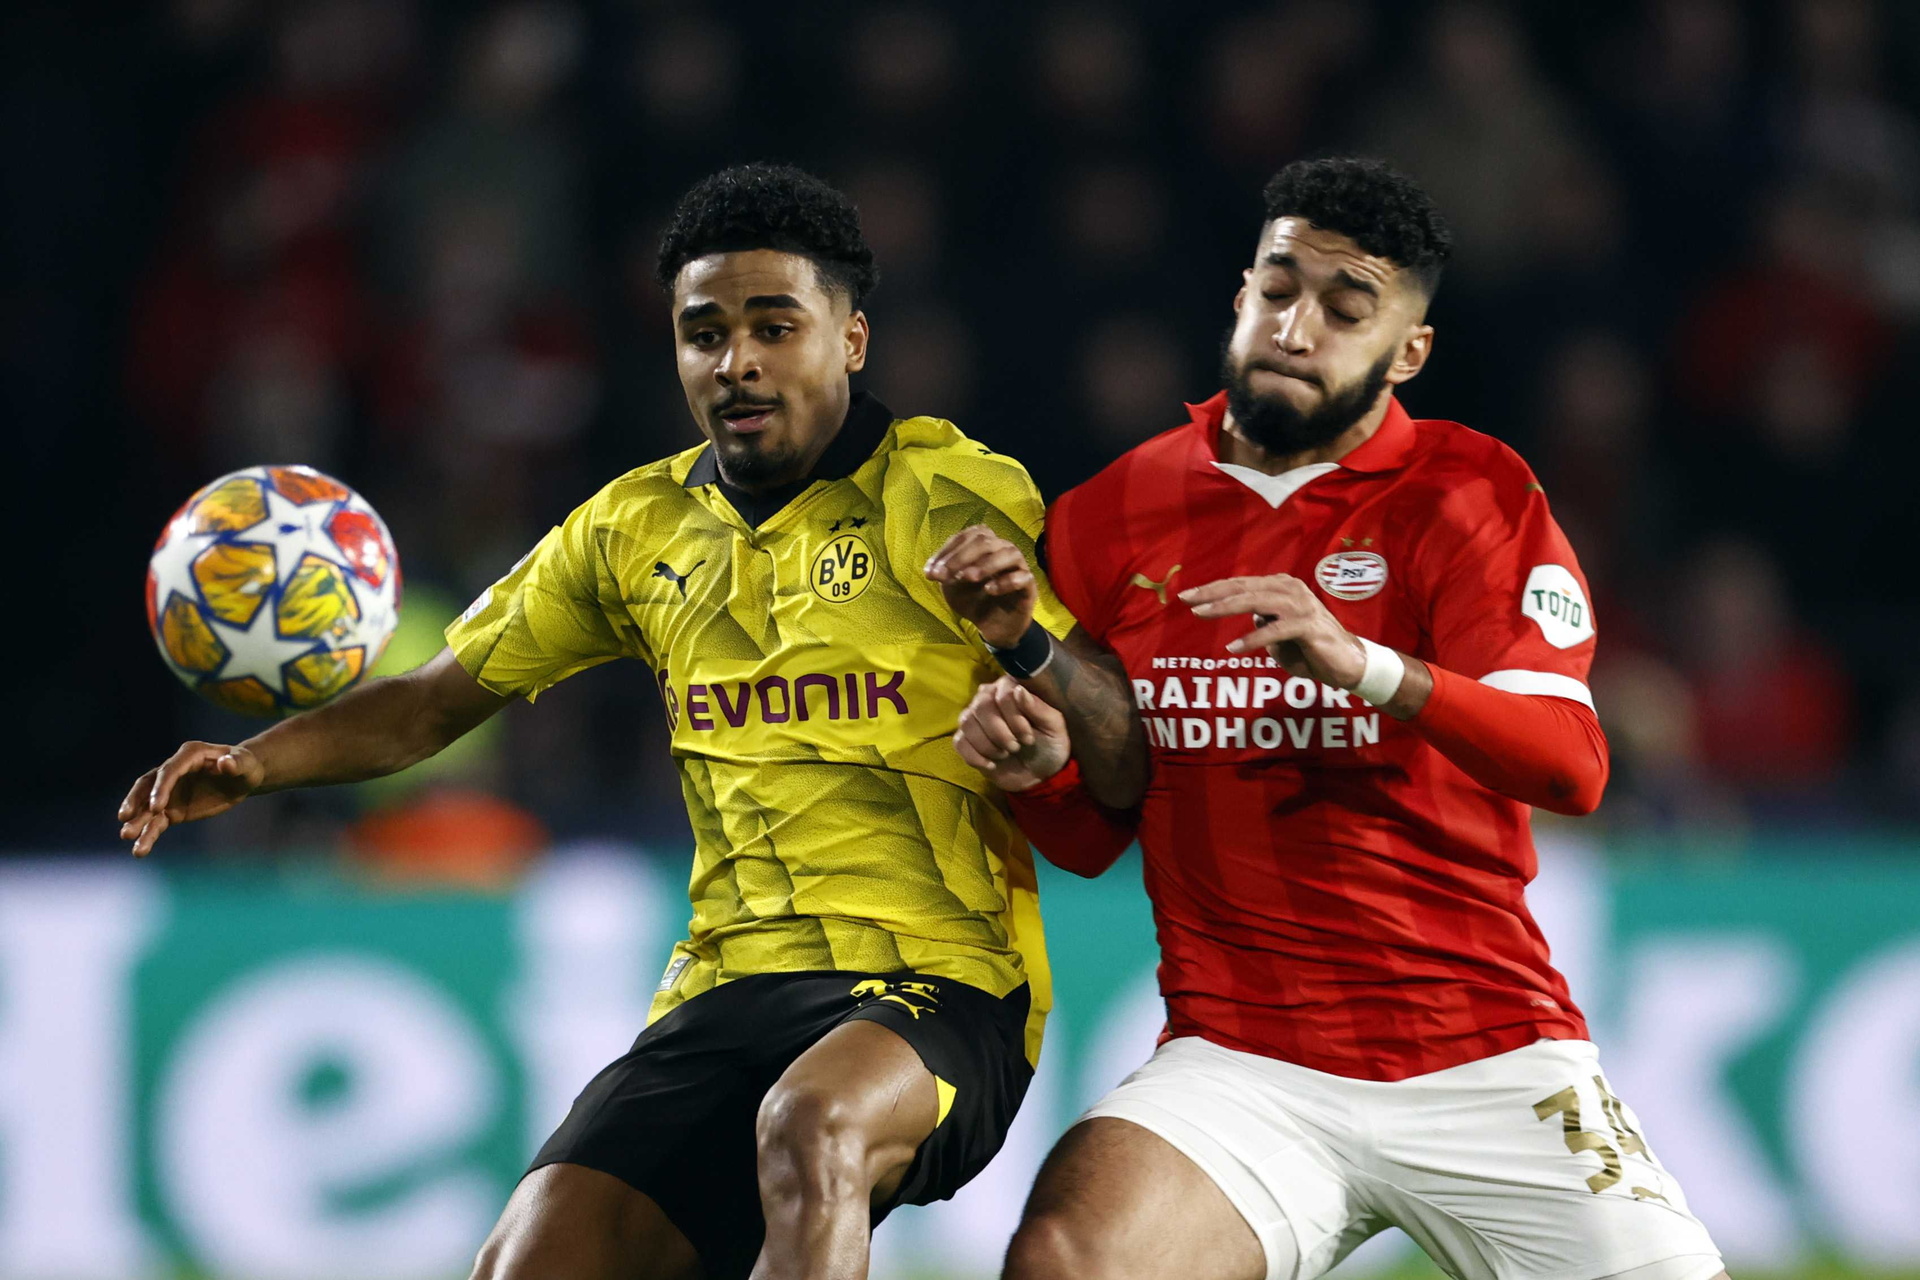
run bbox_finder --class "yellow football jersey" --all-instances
[445,395,1074,1064]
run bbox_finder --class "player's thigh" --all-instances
[531,977,821,1277]
[471,1162,703,1280]
[1005,1117,1270,1280]
[1062,1036,1379,1278]
[756,1017,940,1204]
[836,973,1035,1218]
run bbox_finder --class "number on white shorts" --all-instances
[1532,1076,1658,1196]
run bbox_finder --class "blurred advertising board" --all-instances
[0,839,1916,1279]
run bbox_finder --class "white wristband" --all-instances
[1351,638,1406,707]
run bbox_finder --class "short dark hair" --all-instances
[655,163,880,306]
[1261,157,1453,296]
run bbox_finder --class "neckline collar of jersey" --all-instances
[683,391,895,527]
[1187,389,1417,477]
[1210,459,1340,508]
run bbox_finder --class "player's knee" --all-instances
[756,1081,868,1196]
[467,1204,547,1280]
[466,1229,508,1280]
[1004,1211,1118,1280]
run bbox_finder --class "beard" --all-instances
[709,390,802,489]
[714,434,801,488]
[1220,335,1395,457]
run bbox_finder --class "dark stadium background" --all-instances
[15,0,1920,855]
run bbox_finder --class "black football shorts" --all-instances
[529,970,1033,1279]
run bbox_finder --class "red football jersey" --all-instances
[1039,392,1597,1081]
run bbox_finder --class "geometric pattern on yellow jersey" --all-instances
[445,395,1073,1065]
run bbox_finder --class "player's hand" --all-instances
[116,742,266,857]
[954,676,1070,791]
[925,525,1035,649]
[1180,573,1366,689]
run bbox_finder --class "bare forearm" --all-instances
[243,650,505,793]
[243,676,452,792]
[1021,631,1147,809]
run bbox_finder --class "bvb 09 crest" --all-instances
[810,532,874,602]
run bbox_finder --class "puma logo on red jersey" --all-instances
[1130,564,1181,604]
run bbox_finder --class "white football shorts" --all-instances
[1080,1035,1722,1280]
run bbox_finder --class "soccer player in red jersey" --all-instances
[955,159,1727,1280]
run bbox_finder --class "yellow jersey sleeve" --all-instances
[444,490,639,699]
[993,467,1079,643]
[882,422,1080,645]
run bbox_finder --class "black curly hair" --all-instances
[1261,157,1453,297]
[655,163,880,307]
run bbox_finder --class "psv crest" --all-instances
[1315,549,1388,601]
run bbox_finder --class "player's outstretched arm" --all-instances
[116,648,510,856]
[928,526,1147,809]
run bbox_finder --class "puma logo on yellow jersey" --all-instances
[850,978,942,1019]
[1131,564,1181,605]
[652,559,705,599]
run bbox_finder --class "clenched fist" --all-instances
[925,525,1035,649]
[953,677,1070,792]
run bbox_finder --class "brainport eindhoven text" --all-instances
[1137,654,1381,752]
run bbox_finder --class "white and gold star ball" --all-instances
[146,466,402,718]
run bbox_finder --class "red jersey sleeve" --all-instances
[1408,447,1598,707]
[1043,488,1118,644]
[1413,668,1609,815]
[1005,760,1137,877]
[1397,442,1608,813]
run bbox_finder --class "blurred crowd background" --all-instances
[12,0,1920,865]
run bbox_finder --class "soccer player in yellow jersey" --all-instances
[115,163,1146,1280]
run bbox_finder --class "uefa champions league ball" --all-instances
[146,465,401,718]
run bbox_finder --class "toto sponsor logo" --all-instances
[1314,550,1388,601]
